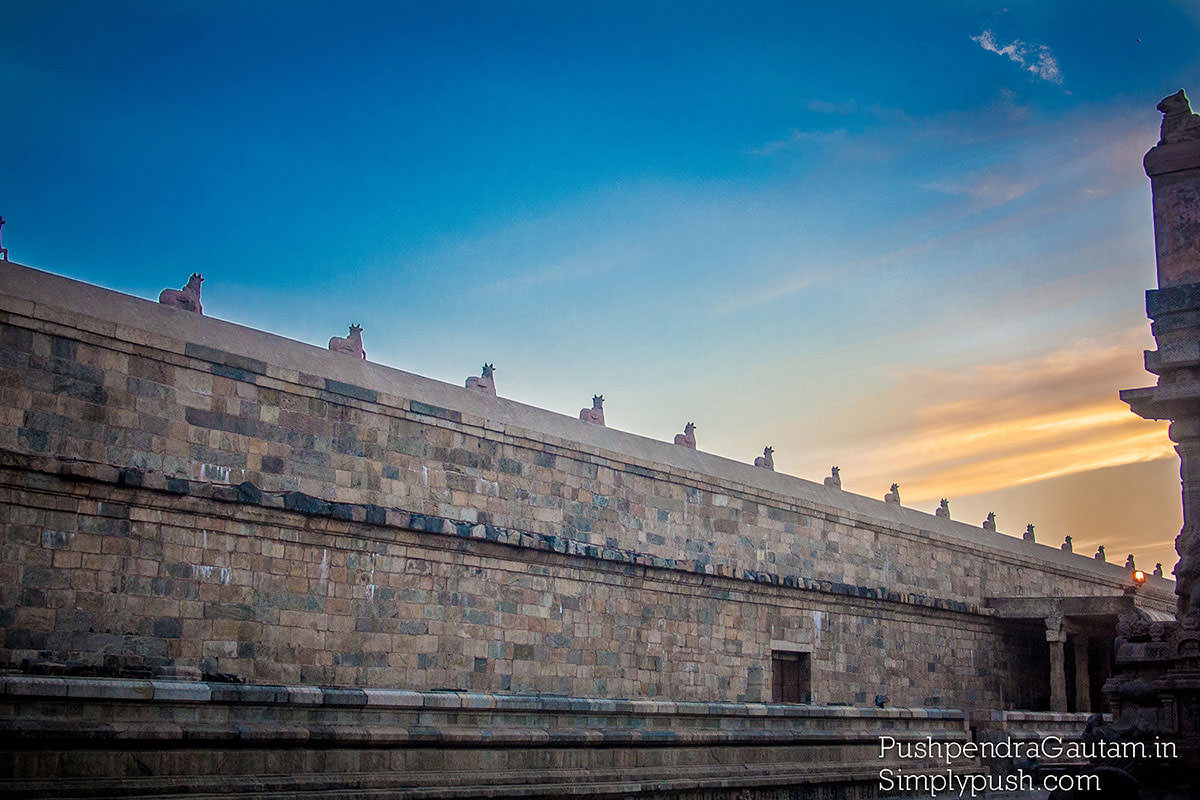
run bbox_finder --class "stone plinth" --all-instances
[0,675,976,800]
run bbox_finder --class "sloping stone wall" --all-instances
[1,459,1030,706]
[0,263,1171,611]
[0,262,1175,711]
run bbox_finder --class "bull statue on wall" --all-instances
[580,395,605,425]
[466,363,496,396]
[329,324,366,359]
[753,446,774,470]
[673,422,696,449]
[159,273,204,314]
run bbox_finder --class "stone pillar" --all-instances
[1074,636,1091,712]
[1121,90,1200,621]
[1047,611,1068,713]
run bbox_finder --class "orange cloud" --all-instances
[800,329,1173,503]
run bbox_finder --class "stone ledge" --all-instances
[1000,710,1105,723]
[0,760,983,800]
[1147,282,1200,316]
[0,674,966,720]
[0,719,963,747]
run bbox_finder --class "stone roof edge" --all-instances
[0,261,1176,597]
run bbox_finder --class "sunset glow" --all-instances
[1,1,1196,575]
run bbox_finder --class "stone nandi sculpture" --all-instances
[328,324,366,359]
[466,363,496,396]
[1158,89,1200,145]
[883,483,900,504]
[1023,524,1036,543]
[1095,545,1106,562]
[158,272,204,314]
[673,422,696,449]
[935,499,949,518]
[823,466,841,488]
[580,395,605,425]
[753,446,774,470]
[1062,535,1073,553]
[983,512,996,531]
[1125,554,1137,570]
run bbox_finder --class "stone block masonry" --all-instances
[0,261,1174,706]
[0,457,1026,706]
[0,261,1177,796]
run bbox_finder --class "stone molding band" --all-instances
[0,674,965,722]
[0,448,1002,617]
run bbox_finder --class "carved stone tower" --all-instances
[1121,90,1200,622]
[1115,90,1200,795]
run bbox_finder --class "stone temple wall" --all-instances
[0,261,1175,797]
[0,262,1174,712]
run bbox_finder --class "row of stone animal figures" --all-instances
[160,278,1159,575]
[340,322,835,483]
[153,284,898,484]
[939,501,1159,575]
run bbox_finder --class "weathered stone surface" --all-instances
[0,674,997,799]
[0,260,1177,724]
[282,491,331,516]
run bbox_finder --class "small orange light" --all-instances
[1133,570,1147,584]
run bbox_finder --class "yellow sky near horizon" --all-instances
[763,324,1183,577]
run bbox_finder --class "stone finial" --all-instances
[1023,523,1036,543]
[983,512,996,531]
[0,215,8,261]
[1095,545,1106,562]
[883,483,900,504]
[1125,554,1137,570]
[328,323,366,360]
[1154,563,1164,578]
[1157,89,1200,145]
[823,466,841,488]
[935,498,950,518]
[673,422,696,449]
[1061,535,1073,553]
[579,395,605,425]
[466,363,497,396]
[753,446,774,470]
[158,272,204,314]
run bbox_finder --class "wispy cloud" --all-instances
[805,329,1171,502]
[910,106,1152,239]
[751,128,849,156]
[711,233,958,316]
[805,99,912,123]
[924,168,1039,208]
[971,29,1063,85]
[752,100,914,157]
[950,457,1182,569]
[475,253,625,294]
[714,270,824,314]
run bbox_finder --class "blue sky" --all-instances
[4,1,1199,571]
